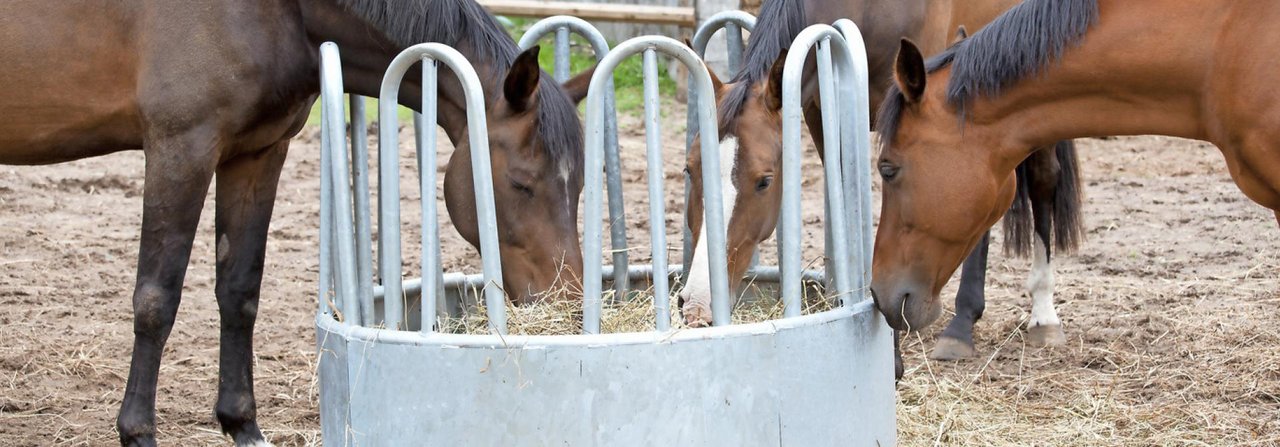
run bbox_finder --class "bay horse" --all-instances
[678,0,1084,370]
[0,0,590,445]
[873,0,1280,333]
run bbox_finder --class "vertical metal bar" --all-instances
[835,20,874,303]
[377,86,404,330]
[420,58,440,333]
[725,21,760,273]
[349,96,375,324]
[604,64,628,303]
[682,92,696,279]
[319,84,334,319]
[321,43,361,327]
[554,26,571,83]
[816,39,854,303]
[642,49,671,331]
[582,76,606,335]
[779,47,806,318]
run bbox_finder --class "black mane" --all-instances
[716,0,807,130]
[876,0,1099,149]
[335,0,583,179]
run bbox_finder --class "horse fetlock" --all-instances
[116,409,157,447]
[1027,323,1067,347]
[217,396,267,446]
[215,392,257,427]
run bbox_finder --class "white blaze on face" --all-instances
[679,137,740,322]
[1026,236,1060,328]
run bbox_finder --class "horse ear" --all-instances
[504,47,542,112]
[762,48,789,111]
[562,64,596,105]
[952,25,969,45]
[894,39,927,104]
[705,61,725,93]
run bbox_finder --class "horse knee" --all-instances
[132,283,179,337]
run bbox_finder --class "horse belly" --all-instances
[0,1,143,164]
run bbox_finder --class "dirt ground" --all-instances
[1,96,1278,445]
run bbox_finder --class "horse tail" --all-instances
[1002,155,1035,258]
[1051,139,1084,254]
[1001,139,1084,257]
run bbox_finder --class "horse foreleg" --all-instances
[1025,159,1066,347]
[117,134,217,447]
[929,231,989,360]
[212,142,288,447]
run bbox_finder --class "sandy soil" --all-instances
[1,97,1277,445]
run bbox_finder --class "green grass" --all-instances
[306,17,679,126]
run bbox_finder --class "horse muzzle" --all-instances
[870,279,941,332]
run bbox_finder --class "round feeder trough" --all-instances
[315,20,895,447]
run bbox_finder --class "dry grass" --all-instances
[893,267,1280,446]
[436,276,837,335]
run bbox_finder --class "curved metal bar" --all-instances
[684,11,756,279]
[319,42,361,325]
[584,36,728,332]
[379,43,506,333]
[518,17,631,301]
[780,25,861,316]
[689,11,757,63]
[833,19,874,302]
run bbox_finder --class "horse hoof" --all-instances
[680,303,712,328]
[928,336,978,360]
[1028,324,1066,347]
[122,438,157,447]
[684,316,711,328]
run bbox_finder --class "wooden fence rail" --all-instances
[477,0,697,26]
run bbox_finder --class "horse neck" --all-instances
[969,0,1225,158]
[302,0,505,145]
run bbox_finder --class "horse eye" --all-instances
[510,179,534,196]
[755,175,773,192]
[878,162,900,181]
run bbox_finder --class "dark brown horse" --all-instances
[679,0,1084,369]
[0,0,589,445]
[873,0,1280,333]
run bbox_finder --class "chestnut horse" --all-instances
[874,0,1280,333]
[679,0,1083,368]
[0,0,589,445]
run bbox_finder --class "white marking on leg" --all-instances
[679,137,739,321]
[1025,236,1059,328]
[217,234,231,264]
[237,439,274,447]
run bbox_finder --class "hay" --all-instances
[439,276,838,335]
